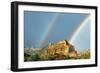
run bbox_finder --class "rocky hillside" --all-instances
[24,40,80,61]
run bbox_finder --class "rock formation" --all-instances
[47,40,78,59]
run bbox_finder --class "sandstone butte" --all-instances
[47,40,78,59]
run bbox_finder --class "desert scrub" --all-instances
[79,51,90,59]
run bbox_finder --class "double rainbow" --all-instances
[39,14,90,48]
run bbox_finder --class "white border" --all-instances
[18,5,95,68]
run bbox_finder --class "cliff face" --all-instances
[68,45,78,58]
[47,40,78,59]
[47,40,69,56]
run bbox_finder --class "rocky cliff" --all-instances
[46,40,78,59]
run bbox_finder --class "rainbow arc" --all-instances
[69,15,90,44]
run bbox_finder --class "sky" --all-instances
[24,11,90,52]
[71,17,90,52]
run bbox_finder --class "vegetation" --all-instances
[78,51,90,59]
[24,49,90,61]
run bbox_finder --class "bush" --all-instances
[31,53,40,61]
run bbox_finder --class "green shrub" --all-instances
[31,53,40,61]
